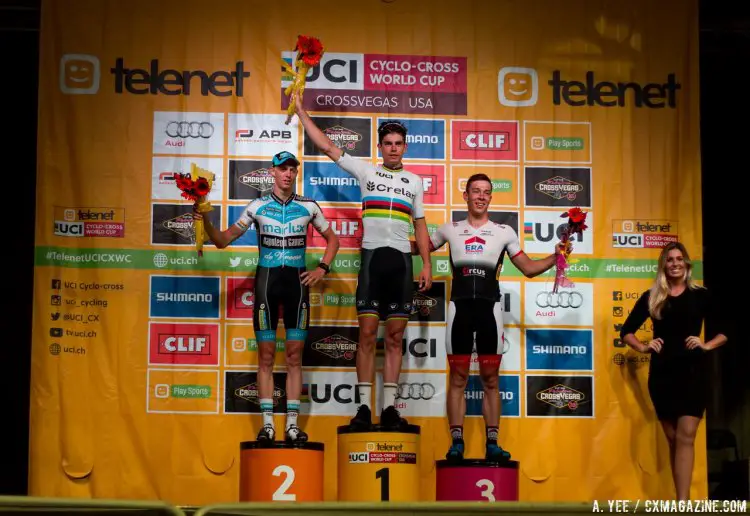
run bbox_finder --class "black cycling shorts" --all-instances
[253,266,309,342]
[356,247,414,321]
[446,298,504,356]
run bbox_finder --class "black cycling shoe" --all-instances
[256,424,276,445]
[379,406,408,430]
[285,425,308,442]
[446,439,465,462]
[485,442,511,462]
[349,405,373,430]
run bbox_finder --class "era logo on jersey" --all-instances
[465,236,485,253]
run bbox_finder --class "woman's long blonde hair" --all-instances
[648,242,702,319]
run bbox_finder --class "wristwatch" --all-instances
[317,262,330,274]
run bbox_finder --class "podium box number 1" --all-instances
[337,425,422,501]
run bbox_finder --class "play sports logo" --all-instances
[498,67,538,107]
[60,54,101,94]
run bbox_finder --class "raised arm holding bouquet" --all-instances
[281,35,324,125]
[174,163,215,257]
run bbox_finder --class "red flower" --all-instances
[567,207,586,224]
[194,177,210,197]
[296,35,324,66]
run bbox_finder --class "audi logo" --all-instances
[165,121,214,139]
[396,382,435,400]
[536,291,583,309]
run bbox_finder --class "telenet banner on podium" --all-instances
[31,0,703,504]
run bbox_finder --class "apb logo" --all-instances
[228,114,298,157]
[304,116,371,158]
[151,203,221,245]
[524,167,592,208]
[228,160,279,200]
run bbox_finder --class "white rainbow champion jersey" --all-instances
[431,219,522,301]
[336,152,425,254]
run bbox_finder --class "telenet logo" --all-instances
[60,54,100,94]
[498,67,538,107]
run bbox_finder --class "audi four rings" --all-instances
[536,291,583,308]
[165,121,214,138]
[396,382,435,400]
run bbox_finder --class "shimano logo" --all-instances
[406,134,439,144]
[310,177,359,186]
[156,293,213,303]
[532,345,587,354]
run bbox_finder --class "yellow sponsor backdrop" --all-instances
[32,0,703,505]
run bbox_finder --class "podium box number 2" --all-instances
[239,441,324,502]
[337,425,421,501]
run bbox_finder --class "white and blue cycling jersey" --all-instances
[234,193,330,268]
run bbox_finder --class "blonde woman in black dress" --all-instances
[620,242,727,500]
